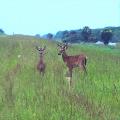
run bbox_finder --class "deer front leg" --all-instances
[68,67,73,88]
[42,69,45,76]
[68,67,72,78]
[65,69,72,90]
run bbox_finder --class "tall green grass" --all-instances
[0,35,120,120]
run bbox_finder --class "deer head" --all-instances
[57,43,68,55]
[36,46,46,56]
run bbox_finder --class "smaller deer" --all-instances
[36,46,46,76]
[57,43,87,78]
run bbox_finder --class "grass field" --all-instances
[0,35,120,120]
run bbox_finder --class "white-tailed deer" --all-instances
[36,46,46,76]
[57,43,87,78]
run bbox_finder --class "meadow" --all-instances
[0,35,120,120]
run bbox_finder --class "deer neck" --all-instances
[62,52,68,62]
[39,55,44,62]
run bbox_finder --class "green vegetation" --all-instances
[0,35,120,120]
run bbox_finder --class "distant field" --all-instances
[0,35,120,120]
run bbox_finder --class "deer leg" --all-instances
[41,71,44,76]
[68,68,73,87]
[39,67,45,76]
[65,71,71,89]
[80,64,87,74]
[40,69,45,77]
[68,77,72,90]
[39,71,42,75]
[42,65,46,76]
[68,68,72,78]
[83,65,87,74]
[42,70,45,76]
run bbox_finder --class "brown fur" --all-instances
[58,43,87,77]
[36,46,46,76]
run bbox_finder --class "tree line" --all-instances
[54,26,114,45]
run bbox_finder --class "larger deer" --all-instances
[57,43,87,78]
[36,46,46,76]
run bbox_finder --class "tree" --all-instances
[46,33,53,40]
[62,30,69,38]
[62,30,79,43]
[68,30,78,43]
[101,29,113,45]
[62,30,69,43]
[81,26,91,42]
[35,34,41,38]
[0,29,5,34]
[88,34,97,42]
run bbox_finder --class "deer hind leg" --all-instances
[83,65,87,74]
[81,61,87,74]
[68,77,72,90]
[79,63,87,74]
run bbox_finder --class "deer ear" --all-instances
[65,45,68,49]
[57,44,60,47]
[36,46,39,51]
[64,43,68,49]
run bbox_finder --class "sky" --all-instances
[0,0,120,35]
